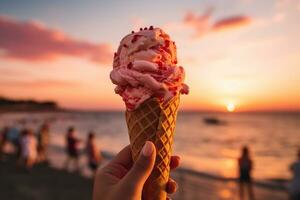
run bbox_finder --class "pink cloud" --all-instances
[184,10,252,38]
[184,9,213,37]
[0,16,113,64]
[212,16,252,31]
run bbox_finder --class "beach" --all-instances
[0,111,298,199]
[0,155,93,200]
[1,112,299,181]
[0,154,288,200]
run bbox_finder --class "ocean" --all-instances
[0,111,299,181]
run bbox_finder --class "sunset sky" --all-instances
[0,0,299,112]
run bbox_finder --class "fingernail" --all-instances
[142,141,153,157]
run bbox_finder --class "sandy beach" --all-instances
[0,155,93,200]
[0,153,288,200]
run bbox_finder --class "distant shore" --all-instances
[0,96,62,113]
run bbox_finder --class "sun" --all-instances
[226,103,236,112]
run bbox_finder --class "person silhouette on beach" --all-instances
[0,126,9,160]
[289,148,300,200]
[86,132,102,175]
[64,127,81,172]
[37,123,50,163]
[20,129,37,170]
[238,146,255,200]
[7,124,21,159]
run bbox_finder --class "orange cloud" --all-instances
[212,16,252,31]
[0,16,113,64]
[184,10,252,38]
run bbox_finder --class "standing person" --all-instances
[64,127,81,172]
[37,123,50,163]
[7,124,21,158]
[238,146,255,200]
[289,149,300,200]
[0,126,9,160]
[86,132,102,175]
[20,129,37,170]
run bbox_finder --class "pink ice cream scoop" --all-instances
[110,26,189,110]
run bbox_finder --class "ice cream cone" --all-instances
[125,95,180,200]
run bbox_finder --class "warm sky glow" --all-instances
[227,103,236,112]
[0,0,300,111]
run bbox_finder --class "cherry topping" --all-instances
[165,40,170,47]
[144,27,147,30]
[140,28,143,31]
[131,31,135,34]
[149,26,154,30]
[157,61,163,68]
[131,34,142,43]
[127,62,133,69]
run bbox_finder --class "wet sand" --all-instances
[0,154,288,200]
[170,169,288,200]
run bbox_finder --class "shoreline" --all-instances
[101,150,289,191]
[48,144,290,191]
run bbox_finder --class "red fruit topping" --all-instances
[127,62,133,69]
[169,86,178,91]
[173,91,177,96]
[123,44,128,48]
[126,103,134,110]
[157,61,163,68]
[149,26,154,30]
[114,52,117,57]
[140,28,143,31]
[162,46,169,52]
[131,31,134,34]
[165,40,170,47]
[174,78,180,81]
[144,27,147,30]
[131,34,142,43]
[174,60,177,64]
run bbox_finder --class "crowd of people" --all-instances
[0,123,102,175]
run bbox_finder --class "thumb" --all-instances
[123,141,156,187]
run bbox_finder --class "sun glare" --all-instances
[226,103,235,112]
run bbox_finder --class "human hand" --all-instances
[93,141,180,200]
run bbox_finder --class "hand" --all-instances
[93,141,180,200]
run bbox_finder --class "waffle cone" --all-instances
[125,96,180,200]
